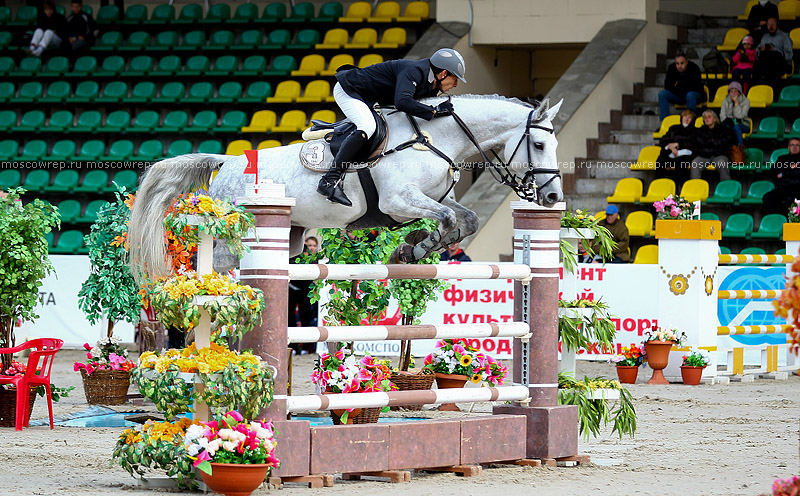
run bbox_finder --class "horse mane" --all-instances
[420,93,536,109]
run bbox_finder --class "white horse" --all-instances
[128,94,564,278]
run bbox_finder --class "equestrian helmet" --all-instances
[430,48,467,83]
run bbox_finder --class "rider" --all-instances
[317,48,467,206]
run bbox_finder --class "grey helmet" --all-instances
[430,48,467,83]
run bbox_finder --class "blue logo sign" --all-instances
[717,267,786,345]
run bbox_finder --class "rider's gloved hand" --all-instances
[433,101,454,117]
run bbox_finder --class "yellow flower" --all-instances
[459,354,472,367]
[470,374,482,384]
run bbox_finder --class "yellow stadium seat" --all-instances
[374,27,406,49]
[273,110,308,133]
[266,80,301,103]
[289,139,306,145]
[738,0,757,20]
[340,1,371,22]
[310,109,337,123]
[594,211,606,222]
[694,116,703,128]
[779,0,799,21]
[716,27,749,51]
[653,115,681,139]
[606,177,643,203]
[639,178,676,204]
[297,80,333,103]
[345,28,377,49]
[368,1,400,22]
[226,139,252,156]
[316,28,349,49]
[358,53,384,68]
[633,245,659,264]
[321,54,354,76]
[631,146,660,170]
[748,85,774,107]
[706,85,729,108]
[398,1,429,22]
[791,28,800,49]
[241,110,277,133]
[291,54,326,76]
[257,139,282,149]
[625,211,655,237]
[680,178,709,203]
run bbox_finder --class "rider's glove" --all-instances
[433,101,454,117]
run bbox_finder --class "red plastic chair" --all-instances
[0,338,64,430]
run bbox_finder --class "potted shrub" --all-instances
[559,209,616,273]
[608,344,646,384]
[643,327,687,385]
[680,348,711,385]
[557,372,637,440]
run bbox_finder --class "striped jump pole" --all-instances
[288,263,531,281]
[288,322,530,343]
[717,325,791,335]
[717,290,784,300]
[718,254,794,265]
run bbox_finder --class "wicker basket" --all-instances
[80,369,131,405]
[330,407,381,425]
[390,370,434,411]
[0,386,37,427]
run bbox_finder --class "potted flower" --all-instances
[680,348,711,385]
[73,336,136,405]
[310,347,396,424]
[653,195,696,220]
[608,344,646,384]
[184,410,279,496]
[642,327,686,385]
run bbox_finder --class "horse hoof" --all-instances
[388,243,416,264]
[404,229,430,245]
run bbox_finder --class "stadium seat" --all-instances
[317,28,349,49]
[321,53,354,75]
[14,110,45,132]
[273,110,308,133]
[137,139,165,160]
[153,81,185,103]
[15,81,43,103]
[208,30,235,50]
[11,57,41,77]
[77,200,106,223]
[42,56,69,76]
[122,55,154,76]
[776,248,787,255]
[68,80,99,103]
[787,118,800,139]
[267,80,301,103]
[772,85,800,107]
[121,4,148,24]
[0,140,19,160]
[0,31,11,51]
[633,245,658,264]
[202,3,231,23]
[751,214,787,238]
[398,1,429,21]
[368,1,400,22]
[779,0,800,20]
[241,81,272,102]
[75,140,106,160]
[233,30,262,50]
[358,54,384,67]
[285,2,315,23]
[315,2,343,22]
[175,3,204,24]
[102,140,135,161]
[0,8,9,24]
[310,109,337,123]
[44,110,74,132]
[700,212,720,221]
[150,4,175,23]
[265,54,297,76]
[606,177,642,203]
[108,170,138,191]
[716,28,749,51]
[184,55,211,76]
[705,180,742,204]
[127,81,157,103]
[225,140,253,156]
[230,3,258,24]
[197,140,224,154]
[21,169,51,191]
[263,29,291,49]
[297,80,333,103]
[178,30,206,51]
[749,116,785,139]
[242,110,277,133]
[0,56,14,76]
[257,139,283,149]
[345,28,378,49]
[679,179,709,202]
[739,0,758,20]
[706,85,728,108]
[0,110,16,132]
[102,110,131,132]
[47,170,79,193]
[128,110,160,133]
[748,85,774,107]
[741,247,767,256]
[732,147,765,171]
[208,55,239,76]
[374,27,406,49]
[185,82,214,103]
[150,55,181,76]
[168,140,193,156]
[721,212,754,238]
[120,31,150,51]
[625,211,655,237]
[158,111,189,133]
[95,5,120,24]
[73,110,103,132]
[340,1,371,22]
[211,81,242,103]
[75,170,109,193]
[95,55,125,76]
[289,29,321,49]
[239,55,267,76]
[217,111,248,133]
[639,178,676,204]
[94,30,123,51]
[631,146,660,170]
[0,169,21,189]
[260,2,287,22]
[97,81,127,103]
[50,230,85,254]
[44,140,76,161]
[152,31,179,50]
[768,148,788,165]
[0,81,14,102]
[292,54,326,76]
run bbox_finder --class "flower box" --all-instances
[559,228,595,240]
[587,388,620,401]
[784,223,800,242]
[558,307,606,320]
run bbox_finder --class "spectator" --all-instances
[66,0,96,53]
[731,35,756,92]
[754,17,793,84]
[763,138,800,214]
[657,109,696,174]
[719,82,751,147]
[440,242,471,262]
[29,0,68,57]
[658,52,706,122]
[593,205,631,263]
[304,236,318,254]
[691,110,734,181]
[747,0,779,44]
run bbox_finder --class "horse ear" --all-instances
[545,98,564,121]
[532,97,550,121]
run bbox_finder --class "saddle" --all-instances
[299,108,389,173]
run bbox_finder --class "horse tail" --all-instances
[128,154,225,281]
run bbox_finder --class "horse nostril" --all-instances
[546,192,561,203]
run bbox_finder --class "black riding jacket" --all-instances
[335,59,441,120]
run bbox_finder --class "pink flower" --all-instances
[226,410,244,422]
[192,449,211,467]
[670,206,680,217]
[359,356,375,367]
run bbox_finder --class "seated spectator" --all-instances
[440,242,471,262]
[719,82,751,147]
[657,109,696,174]
[658,52,705,122]
[754,17,793,84]
[67,0,97,53]
[763,138,800,214]
[731,35,756,92]
[29,0,68,57]
[592,205,631,263]
[747,0,778,44]
[691,110,734,181]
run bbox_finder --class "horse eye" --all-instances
[534,142,545,151]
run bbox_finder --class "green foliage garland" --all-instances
[558,299,617,352]
[130,365,193,420]
[560,209,616,274]
[557,372,637,440]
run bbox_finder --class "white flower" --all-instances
[218,428,234,440]
[90,347,102,358]
[184,424,204,442]
[186,444,201,456]
[222,441,238,452]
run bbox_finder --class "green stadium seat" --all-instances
[217,111,248,133]
[127,81,157,103]
[68,81,99,103]
[0,140,19,160]
[315,2,344,22]
[721,212,754,238]
[208,55,238,76]
[122,55,154,76]
[230,3,258,24]
[285,2,315,23]
[175,4,204,24]
[102,110,131,132]
[95,55,125,76]
[75,170,109,193]
[128,111,160,133]
[78,200,107,223]
[261,2,287,22]
[153,81,185,103]
[18,141,49,161]
[0,7,11,24]
[102,140,135,161]
[121,4,148,24]
[50,230,84,254]
[772,85,800,108]
[211,81,242,103]
[96,5,120,24]
[44,110,74,132]
[186,110,218,132]
[137,139,164,160]
[263,29,291,49]
[202,3,231,23]
[14,110,46,133]
[197,140,224,154]
[208,30,234,50]
[11,57,40,77]
[751,214,787,238]
[108,170,138,191]
[265,55,297,76]
[289,29,321,49]
[769,148,788,165]
[120,31,150,51]
[152,30,179,50]
[152,55,181,76]
[0,169,22,189]
[97,81,127,103]
[0,81,14,102]
[158,110,189,132]
[776,248,787,255]
[241,81,272,102]
[72,110,104,132]
[168,140,193,156]
[178,30,206,52]
[705,180,742,204]
[733,147,765,171]
[0,110,16,131]
[47,170,80,192]
[741,246,766,256]
[75,140,106,160]
[700,212,720,221]
[150,4,175,24]
[0,56,14,76]
[94,30,123,51]
[239,55,267,76]
[786,118,800,139]
[749,116,785,139]
[0,31,12,51]
[185,82,214,103]
[42,56,70,76]
[10,5,37,25]
[41,81,71,103]
[15,81,43,103]
[184,55,211,76]
[21,169,50,191]
[233,30,262,50]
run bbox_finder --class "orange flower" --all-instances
[124,194,135,210]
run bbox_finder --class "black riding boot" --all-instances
[317,130,368,207]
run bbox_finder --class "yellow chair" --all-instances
[340,1,371,22]
[374,27,406,49]
[639,178,676,204]
[653,115,681,139]
[695,116,704,128]
[345,28,377,49]
[791,28,800,49]
[606,177,643,204]
[225,139,252,156]
[738,0,757,20]
[289,139,306,145]
[297,80,333,103]
[316,28,349,50]
[273,110,308,133]
[358,53,384,67]
[633,245,659,264]
[778,0,800,21]
[748,85,774,107]
[291,54,325,76]
[630,146,660,170]
[706,85,729,108]
[594,211,606,221]
[257,139,282,149]
[321,54,354,76]
[310,109,337,123]
[398,1,429,21]
[716,28,749,51]
[266,80,301,103]
[368,1,400,22]
[241,110,277,133]
[625,211,655,237]
[679,178,709,202]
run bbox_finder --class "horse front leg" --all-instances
[381,189,457,264]
[435,198,479,250]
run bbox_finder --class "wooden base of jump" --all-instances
[417,465,482,477]
[342,470,411,483]
[268,474,335,489]
[499,454,591,468]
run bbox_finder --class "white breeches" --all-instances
[333,82,377,138]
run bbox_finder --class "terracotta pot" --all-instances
[680,365,705,386]
[644,341,674,385]
[615,365,639,384]
[199,462,271,496]
[434,373,469,412]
